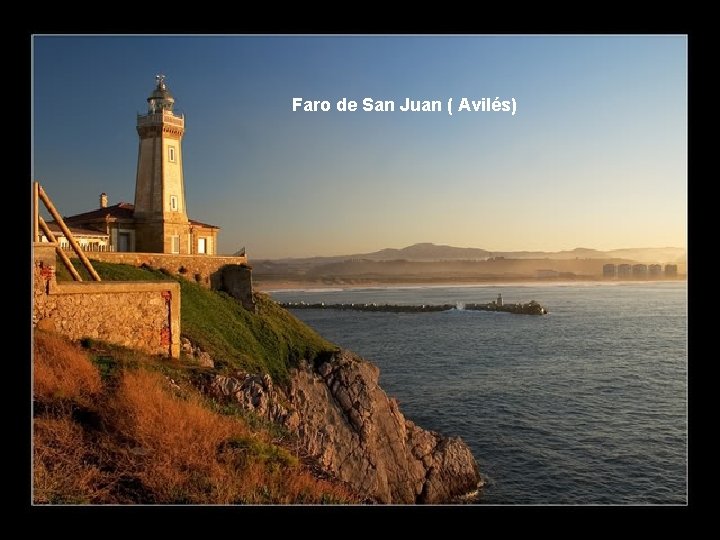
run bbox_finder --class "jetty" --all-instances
[281,297,548,316]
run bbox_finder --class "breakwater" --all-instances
[281,299,548,315]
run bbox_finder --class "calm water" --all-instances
[269,282,687,504]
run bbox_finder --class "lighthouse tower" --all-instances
[133,74,190,253]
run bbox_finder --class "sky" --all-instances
[32,35,687,259]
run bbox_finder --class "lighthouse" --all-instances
[133,74,190,253]
[60,75,219,255]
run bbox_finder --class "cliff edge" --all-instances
[209,349,482,503]
[49,261,483,504]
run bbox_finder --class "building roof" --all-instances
[63,202,135,223]
[189,219,220,229]
[63,202,219,229]
[46,222,109,238]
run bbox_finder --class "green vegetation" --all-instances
[57,259,336,384]
[221,435,300,470]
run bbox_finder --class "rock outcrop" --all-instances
[181,337,215,368]
[208,372,298,429]
[205,349,482,503]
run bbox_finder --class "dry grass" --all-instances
[107,369,356,503]
[33,416,109,504]
[34,331,101,402]
[33,331,358,504]
[256,466,356,504]
[106,368,246,503]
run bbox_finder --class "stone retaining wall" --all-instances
[33,246,180,358]
[85,251,254,311]
[84,252,248,288]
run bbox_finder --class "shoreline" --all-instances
[254,277,687,293]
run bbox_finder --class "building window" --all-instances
[170,235,180,254]
[168,146,176,162]
[198,237,206,254]
[170,195,178,211]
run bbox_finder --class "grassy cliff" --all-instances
[33,330,355,504]
[57,260,336,384]
[36,261,355,503]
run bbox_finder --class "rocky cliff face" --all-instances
[206,349,482,504]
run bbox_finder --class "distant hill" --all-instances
[259,243,686,264]
[353,242,493,261]
[252,243,686,282]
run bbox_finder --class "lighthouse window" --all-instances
[170,195,178,211]
[168,146,176,162]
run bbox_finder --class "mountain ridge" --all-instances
[257,242,686,264]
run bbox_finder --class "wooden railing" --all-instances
[33,181,101,282]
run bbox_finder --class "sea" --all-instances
[267,281,687,505]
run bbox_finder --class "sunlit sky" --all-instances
[32,35,687,259]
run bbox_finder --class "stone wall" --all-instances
[85,251,245,286]
[219,264,254,310]
[33,252,181,358]
[34,242,56,267]
[85,251,254,311]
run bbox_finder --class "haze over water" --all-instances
[270,281,687,504]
